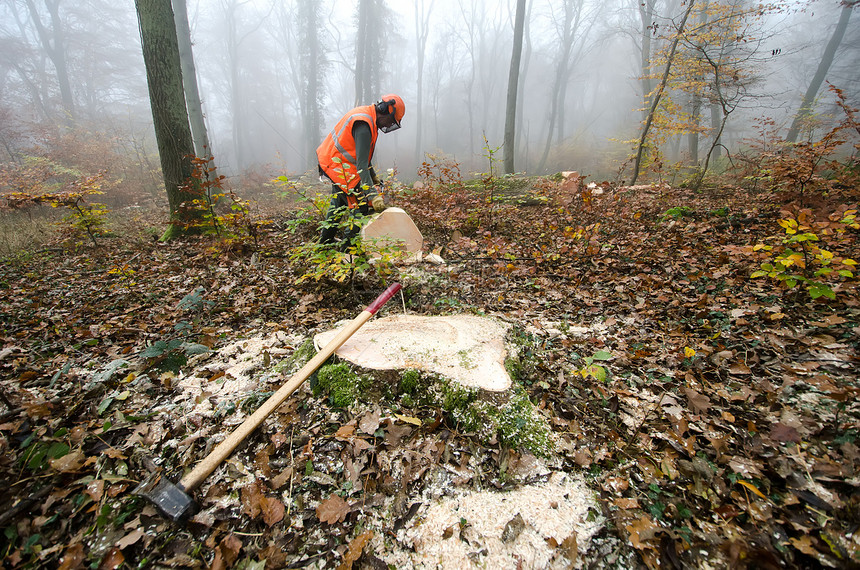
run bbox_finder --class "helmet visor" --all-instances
[380,120,401,134]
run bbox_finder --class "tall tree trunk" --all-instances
[688,96,701,165]
[536,0,577,173]
[710,101,722,159]
[354,0,386,105]
[503,0,526,174]
[785,2,854,142]
[514,0,533,167]
[459,0,479,159]
[630,0,696,185]
[354,0,369,104]
[637,0,656,123]
[135,0,200,239]
[414,0,433,167]
[172,0,214,165]
[299,0,325,171]
[25,0,75,125]
[223,0,246,173]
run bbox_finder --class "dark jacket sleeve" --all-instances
[352,121,377,191]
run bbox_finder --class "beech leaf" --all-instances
[50,449,85,473]
[625,516,659,550]
[337,530,373,570]
[241,480,265,519]
[317,493,350,525]
[683,388,711,415]
[394,413,422,426]
[769,422,801,443]
[210,534,242,570]
[96,548,124,570]
[262,496,286,527]
[359,408,382,435]
[58,543,85,570]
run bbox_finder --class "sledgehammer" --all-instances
[134,283,402,521]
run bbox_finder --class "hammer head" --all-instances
[133,473,197,522]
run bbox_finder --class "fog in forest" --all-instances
[1,0,857,193]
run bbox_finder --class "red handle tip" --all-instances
[366,283,402,314]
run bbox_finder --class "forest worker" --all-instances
[316,94,405,247]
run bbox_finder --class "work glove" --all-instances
[371,194,386,212]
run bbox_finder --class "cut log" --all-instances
[361,207,424,257]
[314,314,510,392]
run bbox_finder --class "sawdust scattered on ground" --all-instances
[379,471,603,569]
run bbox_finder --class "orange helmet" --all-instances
[376,94,405,132]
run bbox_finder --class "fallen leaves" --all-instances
[683,387,711,415]
[625,516,660,550]
[769,422,801,443]
[58,543,85,570]
[241,479,285,526]
[337,531,373,570]
[210,534,243,570]
[49,448,86,472]
[317,493,350,525]
[0,179,857,569]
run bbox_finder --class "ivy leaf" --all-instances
[140,341,168,359]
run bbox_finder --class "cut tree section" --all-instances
[314,314,511,391]
[361,207,424,254]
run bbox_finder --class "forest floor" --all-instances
[0,175,858,569]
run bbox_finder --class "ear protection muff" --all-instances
[375,99,395,116]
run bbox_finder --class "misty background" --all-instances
[0,0,857,195]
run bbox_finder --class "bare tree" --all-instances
[681,0,774,186]
[298,0,327,170]
[514,0,534,168]
[786,1,856,142]
[414,0,434,166]
[219,0,268,173]
[630,0,696,185]
[172,0,215,165]
[24,0,74,125]
[536,0,600,173]
[503,0,526,174]
[637,0,658,122]
[354,0,389,105]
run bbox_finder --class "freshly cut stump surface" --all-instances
[314,314,511,391]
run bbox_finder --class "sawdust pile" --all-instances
[174,331,298,417]
[381,471,603,568]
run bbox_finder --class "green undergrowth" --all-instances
[308,355,554,457]
[504,325,545,385]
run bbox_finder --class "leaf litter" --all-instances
[0,181,858,569]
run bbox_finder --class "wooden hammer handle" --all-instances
[178,283,401,492]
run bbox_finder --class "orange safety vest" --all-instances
[317,104,379,193]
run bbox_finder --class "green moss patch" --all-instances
[315,362,370,409]
[504,326,544,385]
[275,339,317,376]
[396,367,554,458]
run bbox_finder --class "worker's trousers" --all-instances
[319,185,371,249]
